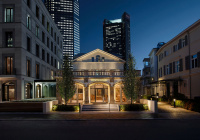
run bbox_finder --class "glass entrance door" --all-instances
[95,88,103,102]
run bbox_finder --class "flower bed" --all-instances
[52,104,79,111]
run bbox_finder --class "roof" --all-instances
[156,19,200,55]
[73,49,126,62]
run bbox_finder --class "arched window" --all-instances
[96,55,100,62]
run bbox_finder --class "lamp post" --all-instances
[174,98,176,108]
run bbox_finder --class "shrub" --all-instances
[52,104,79,111]
[142,95,152,100]
[120,104,148,111]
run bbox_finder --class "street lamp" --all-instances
[174,98,176,108]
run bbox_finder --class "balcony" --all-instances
[73,71,124,77]
[0,68,16,75]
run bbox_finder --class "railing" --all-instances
[73,71,124,77]
[0,68,16,75]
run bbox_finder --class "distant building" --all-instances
[0,0,63,102]
[43,0,80,61]
[149,42,165,95]
[156,20,200,99]
[103,12,131,61]
[141,58,151,95]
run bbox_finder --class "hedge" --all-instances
[120,104,148,111]
[52,104,79,111]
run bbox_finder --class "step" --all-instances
[82,104,119,111]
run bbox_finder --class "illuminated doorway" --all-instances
[90,84,108,103]
[2,82,15,101]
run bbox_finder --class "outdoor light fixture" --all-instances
[174,99,176,108]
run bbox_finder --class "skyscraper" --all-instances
[43,0,80,61]
[103,12,130,61]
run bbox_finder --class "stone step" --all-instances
[82,104,119,111]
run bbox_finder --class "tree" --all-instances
[123,53,137,104]
[57,55,76,104]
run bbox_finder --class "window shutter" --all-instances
[179,59,183,71]
[169,63,172,74]
[185,55,190,70]
[173,45,175,52]
[173,62,175,73]
[178,39,182,50]
[197,51,200,67]
[185,35,188,46]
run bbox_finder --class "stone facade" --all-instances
[0,0,63,102]
[70,49,126,104]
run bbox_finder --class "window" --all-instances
[96,55,100,62]
[51,56,53,66]
[5,32,13,47]
[36,64,39,79]
[51,42,53,52]
[92,57,94,62]
[27,60,31,77]
[27,14,31,30]
[42,14,45,26]
[42,31,45,43]
[36,44,39,57]
[4,8,13,22]
[173,45,178,52]
[51,70,54,80]
[51,27,53,37]
[47,37,49,48]
[182,39,186,47]
[27,0,30,8]
[166,65,169,75]
[27,36,31,52]
[5,57,13,75]
[58,61,60,69]
[102,57,105,62]
[36,25,39,38]
[42,49,45,61]
[57,37,59,45]
[191,54,197,68]
[54,33,56,41]
[47,53,49,63]
[36,5,39,19]
[175,61,180,72]
[54,59,57,68]
[54,46,56,54]
[47,22,50,32]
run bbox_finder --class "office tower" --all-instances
[43,0,80,61]
[103,12,131,61]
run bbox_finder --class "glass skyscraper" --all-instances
[103,12,130,61]
[43,0,80,61]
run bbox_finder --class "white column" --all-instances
[120,84,122,103]
[83,86,85,103]
[76,85,78,103]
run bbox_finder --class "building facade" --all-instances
[156,20,200,99]
[103,12,130,61]
[68,49,127,104]
[141,58,151,95]
[43,0,80,61]
[149,42,165,95]
[0,0,63,102]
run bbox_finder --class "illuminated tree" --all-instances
[123,53,137,104]
[57,55,75,104]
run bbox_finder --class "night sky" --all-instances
[80,0,200,70]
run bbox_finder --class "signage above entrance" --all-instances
[91,79,108,82]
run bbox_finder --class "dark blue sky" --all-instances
[80,0,200,70]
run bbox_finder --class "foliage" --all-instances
[57,55,76,104]
[174,93,187,100]
[52,104,79,111]
[142,95,151,100]
[123,54,138,104]
[12,98,55,102]
[120,104,148,111]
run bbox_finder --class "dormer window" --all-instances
[96,55,100,62]
[102,57,105,62]
[92,57,94,62]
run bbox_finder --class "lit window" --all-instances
[4,8,13,22]
[5,32,13,47]
[27,14,31,29]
